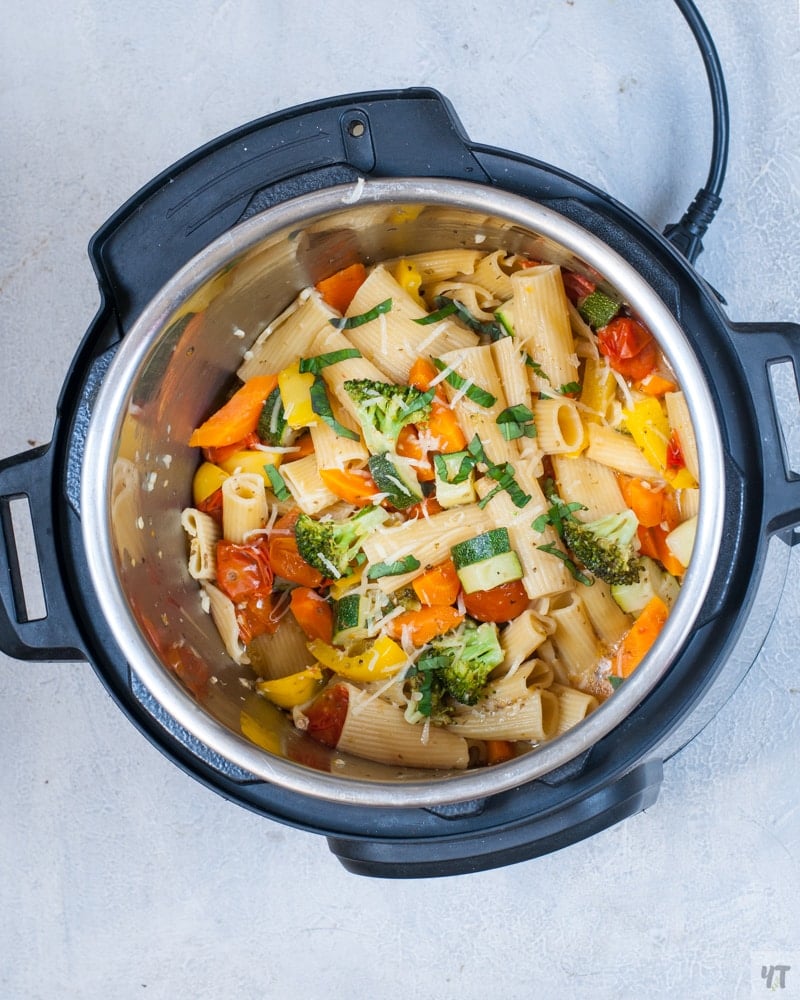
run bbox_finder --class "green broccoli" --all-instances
[257,386,297,448]
[342,378,434,455]
[406,619,504,719]
[561,509,642,586]
[294,506,388,579]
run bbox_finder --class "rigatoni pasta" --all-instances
[181,242,699,771]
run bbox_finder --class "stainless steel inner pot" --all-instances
[81,178,725,808]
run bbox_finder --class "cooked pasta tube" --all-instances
[361,504,488,593]
[387,248,482,285]
[202,582,248,664]
[579,576,632,647]
[237,290,338,382]
[446,688,559,742]
[280,454,340,515]
[221,473,268,543]
[296,683,470,770]
[344,266,477,382]
[551,453,627,520]
[181,507,221,580]
[310,397,369,469]
[247,615,314,679]
[532,397,586,454]
[510,265,579,393]
[665,391,700,482]
[549,592,602,683]
[586,423,663,479]
[498,611,551,676]
[549,682,599,736]
[436,344,518,468]
[463,249,515,302]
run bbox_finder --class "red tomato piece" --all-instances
[303,685,349,748]
[463,580,528,623]
[215,538,273,603]
[597,317,658,380]
[666,430,686,469]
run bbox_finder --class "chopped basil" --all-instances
[433,295,505,341]
[536,542,594,586]
[431,358,496,407]
[523,352,551,383]
[608,675,623,690]
[477,461,531,510]
[299,348,362,375]
[264,463,291,501]
[413,301,458,325]
[433,450,475,485]
[309,374,360,440]
[367,555,422,579]
[329,298,392,330]
[496,404,537,441]
[558,381,582,396]
[532,496,586,535]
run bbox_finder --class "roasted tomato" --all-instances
[597,317,658,380]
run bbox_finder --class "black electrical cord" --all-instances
[663,0,730,263]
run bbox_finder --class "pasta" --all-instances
[181,243,700,771]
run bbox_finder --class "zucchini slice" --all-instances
[450,528,512,569]
[368,453,423,510]
[456,550,524,595]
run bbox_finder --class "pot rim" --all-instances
[81,177,725,808]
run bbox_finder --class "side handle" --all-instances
[327,760,662,879]
[0,444,86,661]
[728,322,800,541]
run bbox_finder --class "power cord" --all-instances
[662,0,730,263]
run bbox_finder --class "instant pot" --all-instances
[2,8,799,878]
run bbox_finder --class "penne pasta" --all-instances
[221,473,268,543]
[510,265,579,393]
[181,507,221,580]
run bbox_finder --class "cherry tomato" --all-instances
[561,269,597,303]
[303,684,349,748]
[264,509,326,587]
[215,538,273,603]
[196,485,224,524]
[597,317,658,380]
[463,580,528,622]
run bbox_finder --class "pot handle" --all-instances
[326,759,662,878]
[0,443,87,661]
[728,321,800,541]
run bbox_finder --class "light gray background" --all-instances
[2,2,799,998]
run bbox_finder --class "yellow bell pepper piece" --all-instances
[623,398,670,474]
[392,258,426,308]
[192,461,229,504]
[256,666,326,710]
[580,357,617,424]
[387,205,424,225]
[308,635,409,683]
[218,449,281,483]
[327,566,364,601]
[239,695,285,754]
[278,360,317,428]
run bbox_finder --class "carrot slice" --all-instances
[638,371,678,396]
[319,466,381,506]
[613,595,669,677]
[385,606,464,647]
[408,356,440,393]
[486,740,516,765]
[315,262,367,314]
[617,475,665,528]
[396,425,435,481]
[290,587,334,643]
[428,399,467,453]
[412,559,460,607]
[189,375,278,449]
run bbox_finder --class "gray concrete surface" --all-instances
[1,2,799,998]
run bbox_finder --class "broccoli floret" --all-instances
[294,506,388,579]
[343,378,434,455]
[433,619,504,705]
[562,509,642,586]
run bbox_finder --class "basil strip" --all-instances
[264,463,291,501]
[329,298,392,330]
[537,543,594,586]
[299,348,362,375]
[523,352,551,382]
[476,461,531,510]
[367,555,421,580]
[413,302,458,325]
[496,404,537,442]
[433,295,505,341]
[431,358,496,407]
[558,381,582,396]
[309,375,360,440]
